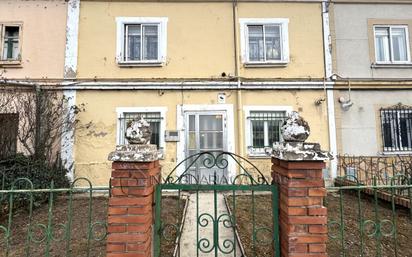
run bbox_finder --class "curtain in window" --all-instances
[381,109,412,151]
[392,28,408,62]
[248,25,264,61]
[126,25,141,61]
[265,25,281,61]
[375,27,390,62]
[143,25,158,60]
[399,111,412,149]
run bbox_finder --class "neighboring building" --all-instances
[0,0,69,159]
[330,0,412,156]
[0,0,68,79]
[68,0,333,185]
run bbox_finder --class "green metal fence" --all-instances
[0,177,109,257]
[326,175,412,257]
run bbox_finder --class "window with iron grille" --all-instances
[247,111,287,154]
[118,112,162,148]
[0,113,19,158]
[380,105,412,152]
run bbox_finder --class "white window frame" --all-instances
[116,17,168,66]
[116,107,167,155]
[373,25,411,64]
[244,106,292,157]
[176,104,236,179]
[0,23,23,65]
[239,18,289,66]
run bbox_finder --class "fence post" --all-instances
[107,144,160,257]
[271,112,332,257]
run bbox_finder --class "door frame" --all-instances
[176,104,235,180]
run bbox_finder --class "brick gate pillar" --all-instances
[107,144,160,257]
[271,112,332,257]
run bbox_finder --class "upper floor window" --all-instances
[0,113,19,158]
[240,18,289,66]
[380,104,412,152]
[0,24,22,63]
[116,17,168,66]
[374,25,410,64]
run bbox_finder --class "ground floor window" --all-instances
[0,113,18,158]
[116,107,166,152]
[244,106,290,156]
[380,104,412,152]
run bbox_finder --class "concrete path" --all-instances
[178,192,242,257]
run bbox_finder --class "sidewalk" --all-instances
[178,192,242,257]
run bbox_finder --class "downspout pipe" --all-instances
[232,0,244,158]
[322,1,338,179]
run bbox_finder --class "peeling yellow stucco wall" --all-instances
[77,1,324,79]
[74,90,329,186]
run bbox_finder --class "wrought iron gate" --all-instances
[154,151,280,257]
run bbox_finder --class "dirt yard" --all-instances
[228,192,412,257]
[327,191,412,257]
[0,195,185,257]
[227,194,276,257]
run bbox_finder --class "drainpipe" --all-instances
[232,0,244,158]
[322,1,338,179]
[62,0,81,181]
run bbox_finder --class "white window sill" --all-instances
[371,62,412,69]
[379,151,412,155]
[247,148,273,158]
[0,60,22,67]
[117,61,164,67]
[244,62,288,68]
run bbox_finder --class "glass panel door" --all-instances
[185,112,227,184]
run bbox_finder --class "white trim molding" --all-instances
[243,105,293,157]
[176,104,236,179]
[61,90,76,181]
[239,18,289,66]
[327,90,338,178]
[115,107,168,154]
[116,17,168,66]
[61,0,80,180]
[64,0,80,78]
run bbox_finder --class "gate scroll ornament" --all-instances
[154,151,280,257]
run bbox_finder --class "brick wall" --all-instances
[272,157,328,257]
[107,160,160,257]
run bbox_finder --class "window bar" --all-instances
[140,25,144,61]
[124,25,129,62]
[380,109,384,151]
[263,25,267,62]
[389,27,394,62]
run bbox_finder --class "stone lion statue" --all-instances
[281,111,310,142]
[125,117,152,145]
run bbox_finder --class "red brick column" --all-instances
[107,160,160,257]
[272,157,328,257]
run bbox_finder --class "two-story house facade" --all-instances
[65,0,333,185]
[330,0,412,158]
